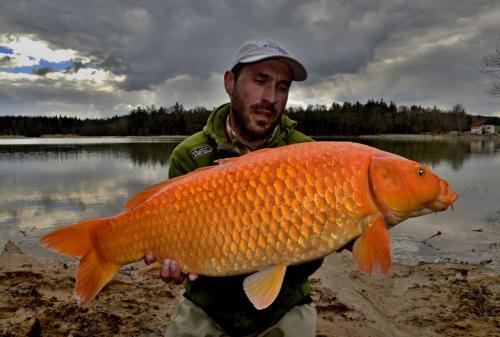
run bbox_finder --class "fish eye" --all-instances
[417,168,425,176]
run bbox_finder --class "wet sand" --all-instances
[0,241,498,337]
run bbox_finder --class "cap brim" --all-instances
[235,55,308,82]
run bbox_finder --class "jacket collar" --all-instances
[203,102,298,149]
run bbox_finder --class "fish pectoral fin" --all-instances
[353,216,392,277]
[243,264,287,310]
[134,261,162,276]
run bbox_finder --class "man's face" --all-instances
[225,59,293,141]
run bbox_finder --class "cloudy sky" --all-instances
[1,0,499,118]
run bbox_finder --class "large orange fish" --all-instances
[41,142,457,309]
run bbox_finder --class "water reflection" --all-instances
[2,136,498,170]
[354,137,500,171]
[469,139,496,153]
[361,139,470,170]
[0,142,178,167]
[0,140,178,258]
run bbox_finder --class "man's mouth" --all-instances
[253,104,275,115]
[254,109,272,117]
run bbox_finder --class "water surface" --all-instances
[0,136,498,271]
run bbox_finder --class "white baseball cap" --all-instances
[230,39,308,81]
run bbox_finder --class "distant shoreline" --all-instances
[313,133,500,141]
[0,135,189,140]
[360,133,499,140]
[1,133,498,142]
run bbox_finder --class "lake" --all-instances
[0,136,499,272]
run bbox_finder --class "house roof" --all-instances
[471,118,489,127]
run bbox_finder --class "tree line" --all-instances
[0,100,498,137]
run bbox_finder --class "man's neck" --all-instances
[226,113,275,153]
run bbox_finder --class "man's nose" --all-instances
[261,84,277,104]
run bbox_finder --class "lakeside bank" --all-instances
[1,241,498,337]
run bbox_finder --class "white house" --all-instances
[471,120,496,135]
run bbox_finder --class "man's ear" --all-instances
[224,70,235,96]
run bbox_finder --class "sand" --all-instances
[0,241,498,337]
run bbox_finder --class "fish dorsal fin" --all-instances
[124,166,216,210]
[243,264,287,310]
[214,157,240,165]
[352,216,392,276]
[215,148,275,165]
[125,179,175,210]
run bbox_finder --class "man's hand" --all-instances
[144,253,198,283]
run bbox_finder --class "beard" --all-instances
[230,90,282,141]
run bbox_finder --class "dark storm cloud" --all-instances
[0,76,104,106]
[1,1,495,83]
[0,0,403,88]
[33,66,54,76]
[0,74,150,117]
[0,55,12,66]
[64,60,83,74]
[0,0,499,116]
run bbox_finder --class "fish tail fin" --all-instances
[353,216,392,276]
[74,247,120,307]
[40,218,120,306]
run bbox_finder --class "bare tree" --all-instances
[452,104,466,134]
[481,45,500,96]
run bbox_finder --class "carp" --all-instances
[41,142,457,309]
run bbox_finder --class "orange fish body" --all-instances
[41,142,457,309]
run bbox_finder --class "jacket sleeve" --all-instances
[286,130,314,144]
[168,144,198,179]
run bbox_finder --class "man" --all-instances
[147,39,323,337]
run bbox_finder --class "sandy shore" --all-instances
[0,241,498,337]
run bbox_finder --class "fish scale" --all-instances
[41,141,457,308]
[99,143,373,275]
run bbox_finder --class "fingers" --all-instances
[144,252,156,265]
[160,259,184,284]
[144,256,198,284]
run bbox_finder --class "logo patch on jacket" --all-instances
[191,145,213,159]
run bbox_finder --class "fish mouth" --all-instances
[379,180,458,227]
[426,179,458,212]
